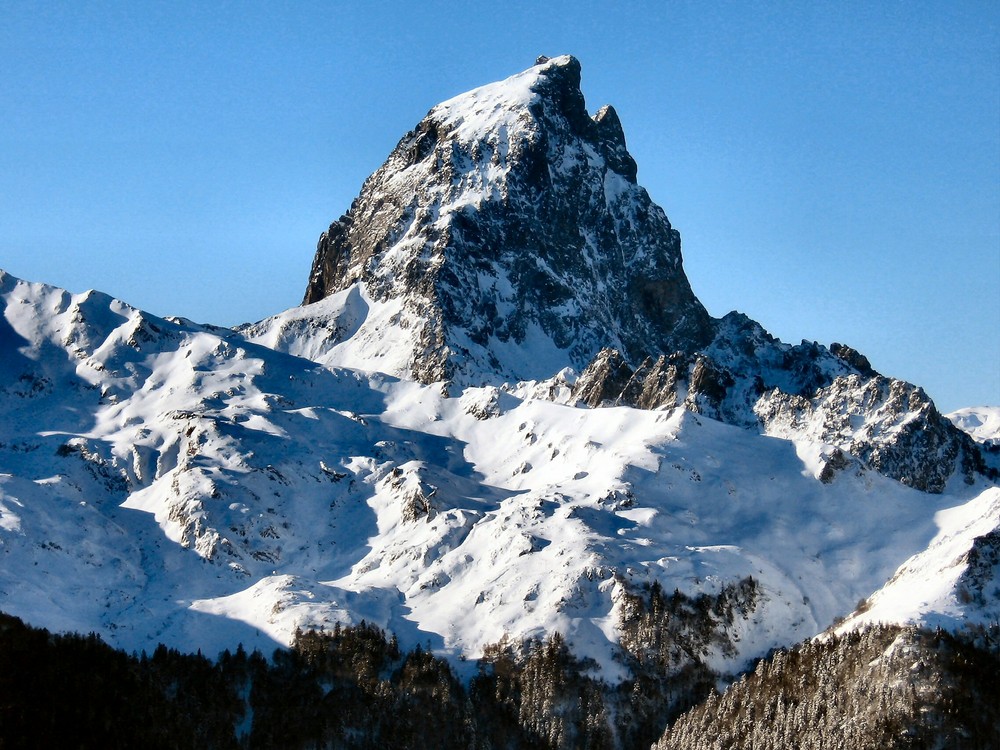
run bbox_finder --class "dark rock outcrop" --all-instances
[574,348,634,407]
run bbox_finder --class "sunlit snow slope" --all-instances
[1,269,997,677]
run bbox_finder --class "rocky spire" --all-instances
[303,55,714,385]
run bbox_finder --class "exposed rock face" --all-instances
[574,348,633,408]
[303,55,713,386]
[620,354,687,411]
[754,375,983,492]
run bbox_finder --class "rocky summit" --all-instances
[300,55,713,385]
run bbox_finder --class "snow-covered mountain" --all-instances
[2,267,996,674]
[1,56,997,689]
[293,55,713,386]
[246,55,983,495]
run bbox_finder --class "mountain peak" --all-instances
[301,56,711,384]
[277,57,988,493]
[427,54,623,176]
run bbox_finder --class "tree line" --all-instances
[2,600,996,748]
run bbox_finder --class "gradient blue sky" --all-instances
[2,2,997,412]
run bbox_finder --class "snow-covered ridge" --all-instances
[428,54,562,144]
[949,406,1000,446]
[239,284,414,375]
[2,268,997,677]
[836,486,1000,634]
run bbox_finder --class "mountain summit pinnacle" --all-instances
[302,55,714,385]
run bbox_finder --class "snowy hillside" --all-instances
[836,486,1000,635]
[1,268,997,679]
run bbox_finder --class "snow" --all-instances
[836,486,1000,634]
[241,284,415,377]
[948,405,1000,445]
[430,57,572,145]
[1,267,998,678]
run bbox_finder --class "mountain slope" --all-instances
[2,268,997,680]
[654,624,1000,750]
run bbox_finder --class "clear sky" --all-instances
[2,2,997,412]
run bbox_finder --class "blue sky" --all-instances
[2,2,997,412]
